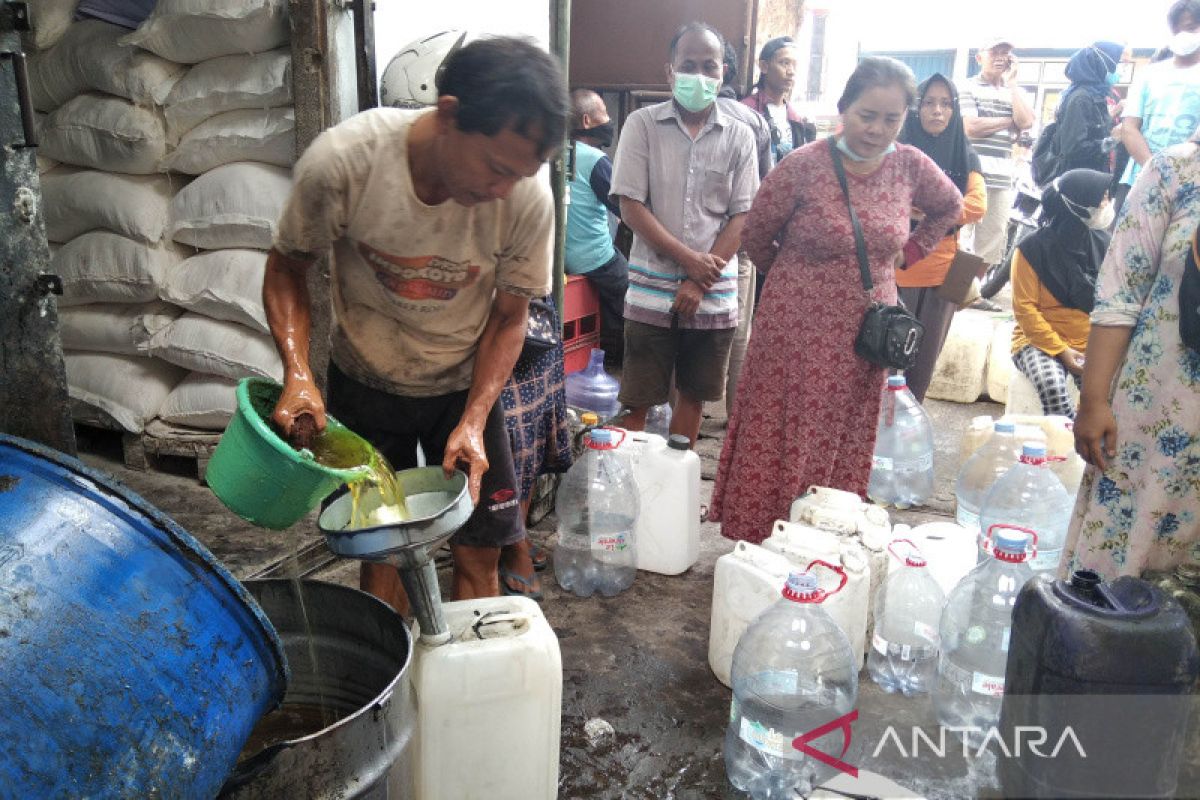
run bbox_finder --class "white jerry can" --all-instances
[888,522,979,596]
[411,596,561,800]
[708,541,794,687]
[760,521,871,668]
[986,319,1018,402]
[610,428,701,575]
[926,309,995,403]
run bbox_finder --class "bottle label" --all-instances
[971,672,1006,697]
[872,455,893,470]
[914,621,939,644]
[875,454,933,473]
[591,529,631,552]
[873,632,935,661]
[1002,626,1011,653]
[738,716,805,761]
[1029,548,1062,572]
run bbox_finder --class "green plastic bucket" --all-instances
[207,379,373,530]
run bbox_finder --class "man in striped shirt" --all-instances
[958,36,1035,272]
[610,22,758,446]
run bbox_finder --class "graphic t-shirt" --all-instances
[1120,60,1200,186]
[274,107,553,397]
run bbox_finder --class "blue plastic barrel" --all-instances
[0,434,289,799]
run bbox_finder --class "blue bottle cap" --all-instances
[1021,443,1047,458]
[589,429,613,445]
[995,420,1016,433]
[994,529,1029,555]
[887,375,907,387]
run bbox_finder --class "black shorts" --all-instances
[326,362,523,548]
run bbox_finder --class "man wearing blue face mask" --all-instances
[1117,0,1200,213]
[610,21,758,447]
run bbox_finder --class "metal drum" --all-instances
[222,580,415,799]
[0,434,288,799]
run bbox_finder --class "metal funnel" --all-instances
[317,467,473,645]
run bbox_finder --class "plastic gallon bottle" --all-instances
[868,375,935,509]
[978,443,1072,575]
[553,428,639,598]
[644,402,672,438]
[954,420,1022,535]
[633,433,700,575]
[932,526,1034,746]
[998,570,1200,800]
[564,348,621,420]
[868,540,945,696]
[725,563,858,799]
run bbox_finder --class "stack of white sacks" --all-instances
[29,0,294,437]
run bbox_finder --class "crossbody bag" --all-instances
[828,137,925,371]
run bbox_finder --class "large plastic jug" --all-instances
[888,522,979,597]
[959,414,1085,496]
[708,542,794,687]
[999,571,1200,799]
[868,540,945,696]
[761,520,871,667]
[411,596,561,800]
[564,348,621,420]
[553,428,639,597]
[725,566,858,799]
[978,443,1072,575]
[954,419,1023,535]
[644,402,672,438]
[632,433,700,575]
[932,526,1034,747]
[868,375,935,509]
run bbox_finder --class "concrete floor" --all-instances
[71,395,1199,799]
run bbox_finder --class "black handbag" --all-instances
[829,138,925,371]
[520,295,561,362]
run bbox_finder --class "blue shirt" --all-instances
[1122,61,1200,186]
[565,141,617,274]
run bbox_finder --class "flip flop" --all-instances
[499,566,543,602]
[529,542,549,572]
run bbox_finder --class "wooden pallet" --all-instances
[122,420,222,484]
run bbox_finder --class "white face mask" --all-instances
[1056,182,1114,229]
[1171,29,1200,57]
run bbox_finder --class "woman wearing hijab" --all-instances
[896,73,988,401]
[1054,41,1124,176]
[1010,168,1113,418]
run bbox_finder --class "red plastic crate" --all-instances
[564,275,599,322]
[563,333,601,374]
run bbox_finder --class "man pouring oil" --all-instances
[263,35,568,610]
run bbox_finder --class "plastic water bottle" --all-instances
[954,420,1023,535]
[868,375,935,509]
[932,527,1034,746]
[868,540,945,696]
[977,443,1072,575]
[644,402,672,438]
[553,428,639,598]
[564,348,621,420]
[725,564,858,799]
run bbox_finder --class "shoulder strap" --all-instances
[828,137,873,293]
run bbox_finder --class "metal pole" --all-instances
[0,2,75,454]
[352,0,378,110]
[549,0,571,320]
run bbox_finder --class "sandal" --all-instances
[529,542,549,572]
[499,566,543,601]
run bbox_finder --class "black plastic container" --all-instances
[999,570,1200,799]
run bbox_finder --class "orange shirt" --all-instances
[1010,248,1091,356]
[897,170,988,288]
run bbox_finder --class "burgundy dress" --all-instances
[710,141,962,543]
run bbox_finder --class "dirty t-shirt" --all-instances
[274,107,553,397]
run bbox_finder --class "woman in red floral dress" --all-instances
[711,57,963,543]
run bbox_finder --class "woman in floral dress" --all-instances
[1067,139,1200,578]
[710,58,963,543]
